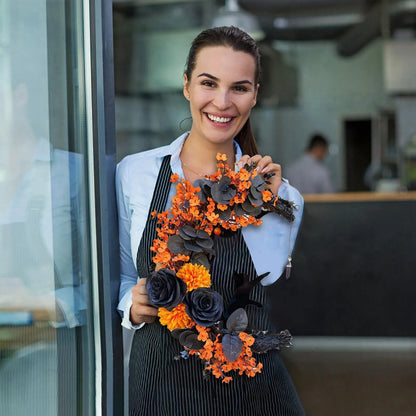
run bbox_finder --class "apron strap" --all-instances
[136,155,172,277]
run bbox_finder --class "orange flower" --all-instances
[170,173,179,183]
[158,303,193,331]
[177,263,211,291]
[206,210,220,224]
[196,325,210,341]
[188,324,263,382]
[172,254,190,263]
[152,250,171,266]
[216,153,227,161]
[238,169,251,181]
[261,189,273,202]
[239,332,255,346]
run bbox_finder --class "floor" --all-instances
[281,339,416,416]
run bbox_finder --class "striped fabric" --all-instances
[136,155,173,277]
[130,155,305,416]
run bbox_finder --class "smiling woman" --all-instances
[182,45,258,177]
[116,26,305,416]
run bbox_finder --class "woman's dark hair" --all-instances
[185,26,261,156]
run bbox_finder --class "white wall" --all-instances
[252,39,394,191]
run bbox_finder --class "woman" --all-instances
[117,26,305,416]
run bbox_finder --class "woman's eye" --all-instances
[201,80,215,88]
[233,85,249,92]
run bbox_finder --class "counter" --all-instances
[267,191,416,336]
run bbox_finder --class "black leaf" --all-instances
[226,308,248,333]
[222,333,243,362]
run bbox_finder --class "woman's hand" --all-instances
[130,278,159,325]
[237,154,282,196]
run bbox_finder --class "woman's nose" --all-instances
[212,89,231,110]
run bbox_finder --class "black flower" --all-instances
[171,328,205,350]
[190,252,210,269]
[247,174,265,206]
[145,269,187,311]
[211,176,236,204]
[167,225,214,256]
[184,288,223,327]
[194,178,214,203]
[234,199,262,217]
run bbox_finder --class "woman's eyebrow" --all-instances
[197,72,253,85]
[197,72,218,80]
[234,80,253,85]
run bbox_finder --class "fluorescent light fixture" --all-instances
[211,0,265,41]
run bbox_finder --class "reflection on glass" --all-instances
[0,2,92,415]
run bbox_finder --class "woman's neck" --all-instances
[180,133,235,181]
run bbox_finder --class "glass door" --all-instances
[0,1,108,414]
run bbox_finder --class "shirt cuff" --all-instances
[121,298,145,331]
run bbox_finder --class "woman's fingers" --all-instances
[237,154,282,195]
[237,154,261,170]
[255,155,274,173]
[130,278,158,325]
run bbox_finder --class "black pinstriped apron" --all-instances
[129,155,305,416]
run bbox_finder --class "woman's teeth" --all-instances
[207,114,232,123]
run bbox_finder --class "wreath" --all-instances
[146,154,296,382]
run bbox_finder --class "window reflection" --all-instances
[0,2,93,415]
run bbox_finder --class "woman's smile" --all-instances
[205,112,234,125]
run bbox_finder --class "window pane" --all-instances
[0,1,94,415]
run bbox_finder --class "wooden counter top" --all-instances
[303,191,416,203]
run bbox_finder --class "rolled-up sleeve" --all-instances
[116,159,139,319]
[242,179,304,286]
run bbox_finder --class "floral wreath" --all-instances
[147,154,296,383]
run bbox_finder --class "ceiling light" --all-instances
[211,0,265,41]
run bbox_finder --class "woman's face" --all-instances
[183,45,258,147]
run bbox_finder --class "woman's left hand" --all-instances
[237,154,282,196]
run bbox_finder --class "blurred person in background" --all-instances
[285,133,334,194]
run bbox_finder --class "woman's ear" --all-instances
[252,83,259,107]
[183,74,190,101]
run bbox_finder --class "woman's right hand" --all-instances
[130,278,159,325]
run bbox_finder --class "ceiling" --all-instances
[236,0,416,56]
[113,0,416,56]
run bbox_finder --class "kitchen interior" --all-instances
[112,1,416,415]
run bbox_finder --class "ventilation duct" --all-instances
[337,0,416,57]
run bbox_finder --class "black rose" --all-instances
[145,269,187,311]
[184,288,223,327]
